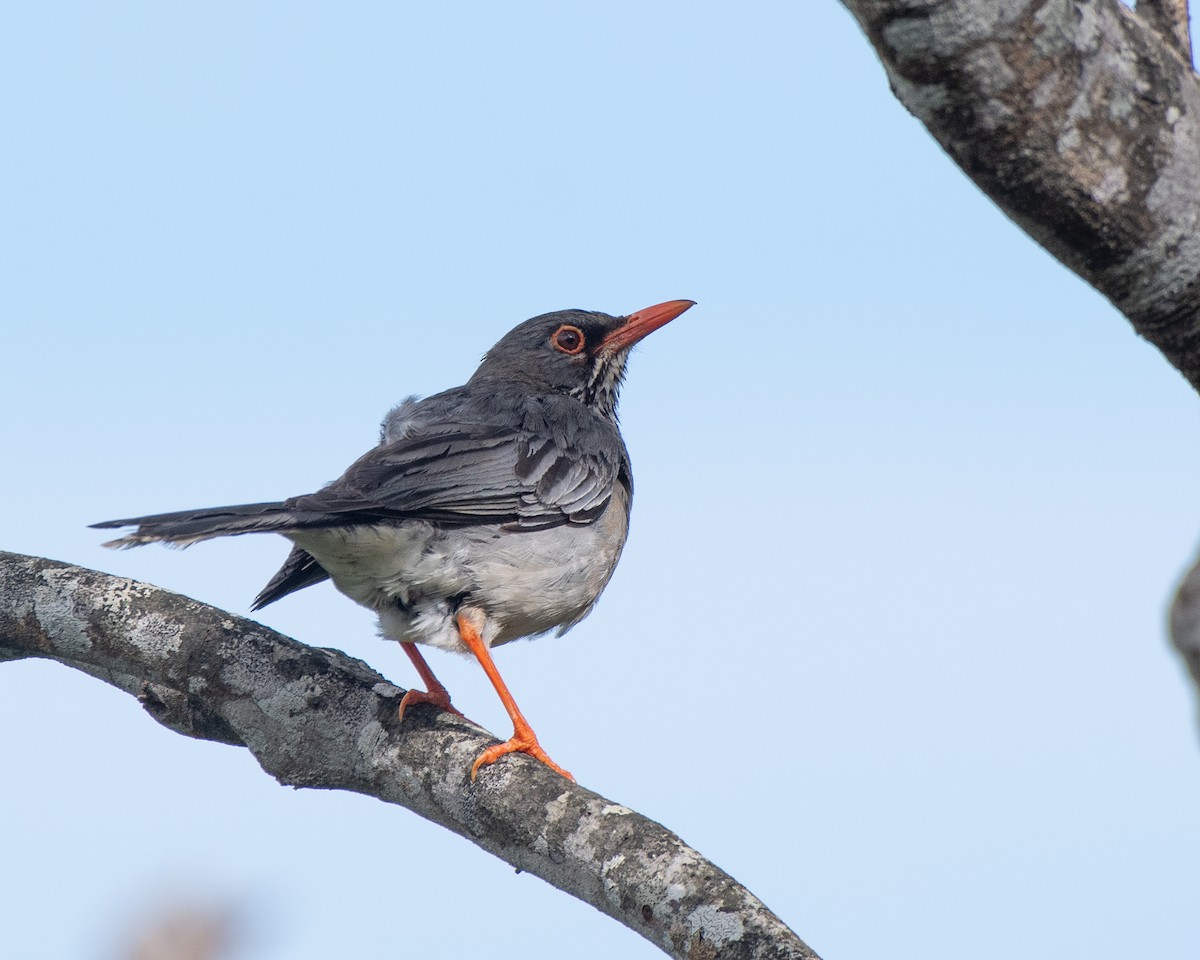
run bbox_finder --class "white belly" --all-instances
[286,485,629,654]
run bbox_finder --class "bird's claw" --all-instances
[470,735,574,782]
[398,687,463,722]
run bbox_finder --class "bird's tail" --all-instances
[91,501,324,548]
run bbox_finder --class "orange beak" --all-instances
[599,299,696,353]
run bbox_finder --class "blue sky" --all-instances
[3,3,1199,959]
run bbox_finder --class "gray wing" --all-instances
[287,391,627,530]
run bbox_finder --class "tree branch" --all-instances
[0,550,815,960]
[839,0,1200,391]
[837,0,1200,714]
[1140,0,1193,63]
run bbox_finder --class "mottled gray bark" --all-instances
[839,0,1200,390]
[0,551,815,960]
[1141,0,1193,61]
[838,0,1200,708]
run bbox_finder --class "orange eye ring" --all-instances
[551,324,586,355]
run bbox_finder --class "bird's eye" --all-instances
[551,324,586,355]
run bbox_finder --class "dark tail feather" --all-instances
[252,545,331,610]
[91,501,312,548]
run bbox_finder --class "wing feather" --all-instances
[285,391,627,529]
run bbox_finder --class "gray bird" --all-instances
[93,299,695,780]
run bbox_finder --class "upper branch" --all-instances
[840,0,1200,390]
[0,550,815,960]
[1140,0,1193,62]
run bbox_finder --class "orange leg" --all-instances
[397,641,463,721]
[456,610,574,782]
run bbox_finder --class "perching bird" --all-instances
[93,299,694,781]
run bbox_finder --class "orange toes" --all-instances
[470,734,574,782]
[397,687,463,722]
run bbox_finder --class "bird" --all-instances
[93,299,695,781]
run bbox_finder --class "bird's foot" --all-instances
[397,641,464,722]
[397,686,463,722]
[470,728,574,782]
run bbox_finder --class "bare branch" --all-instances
[837,0,1200,720]
[0,550,815,960]
[839,0,1200,391]
[1140,0,1193,63]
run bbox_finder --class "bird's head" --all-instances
[469,299,695,420]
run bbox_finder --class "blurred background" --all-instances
[2,2,1198,958]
